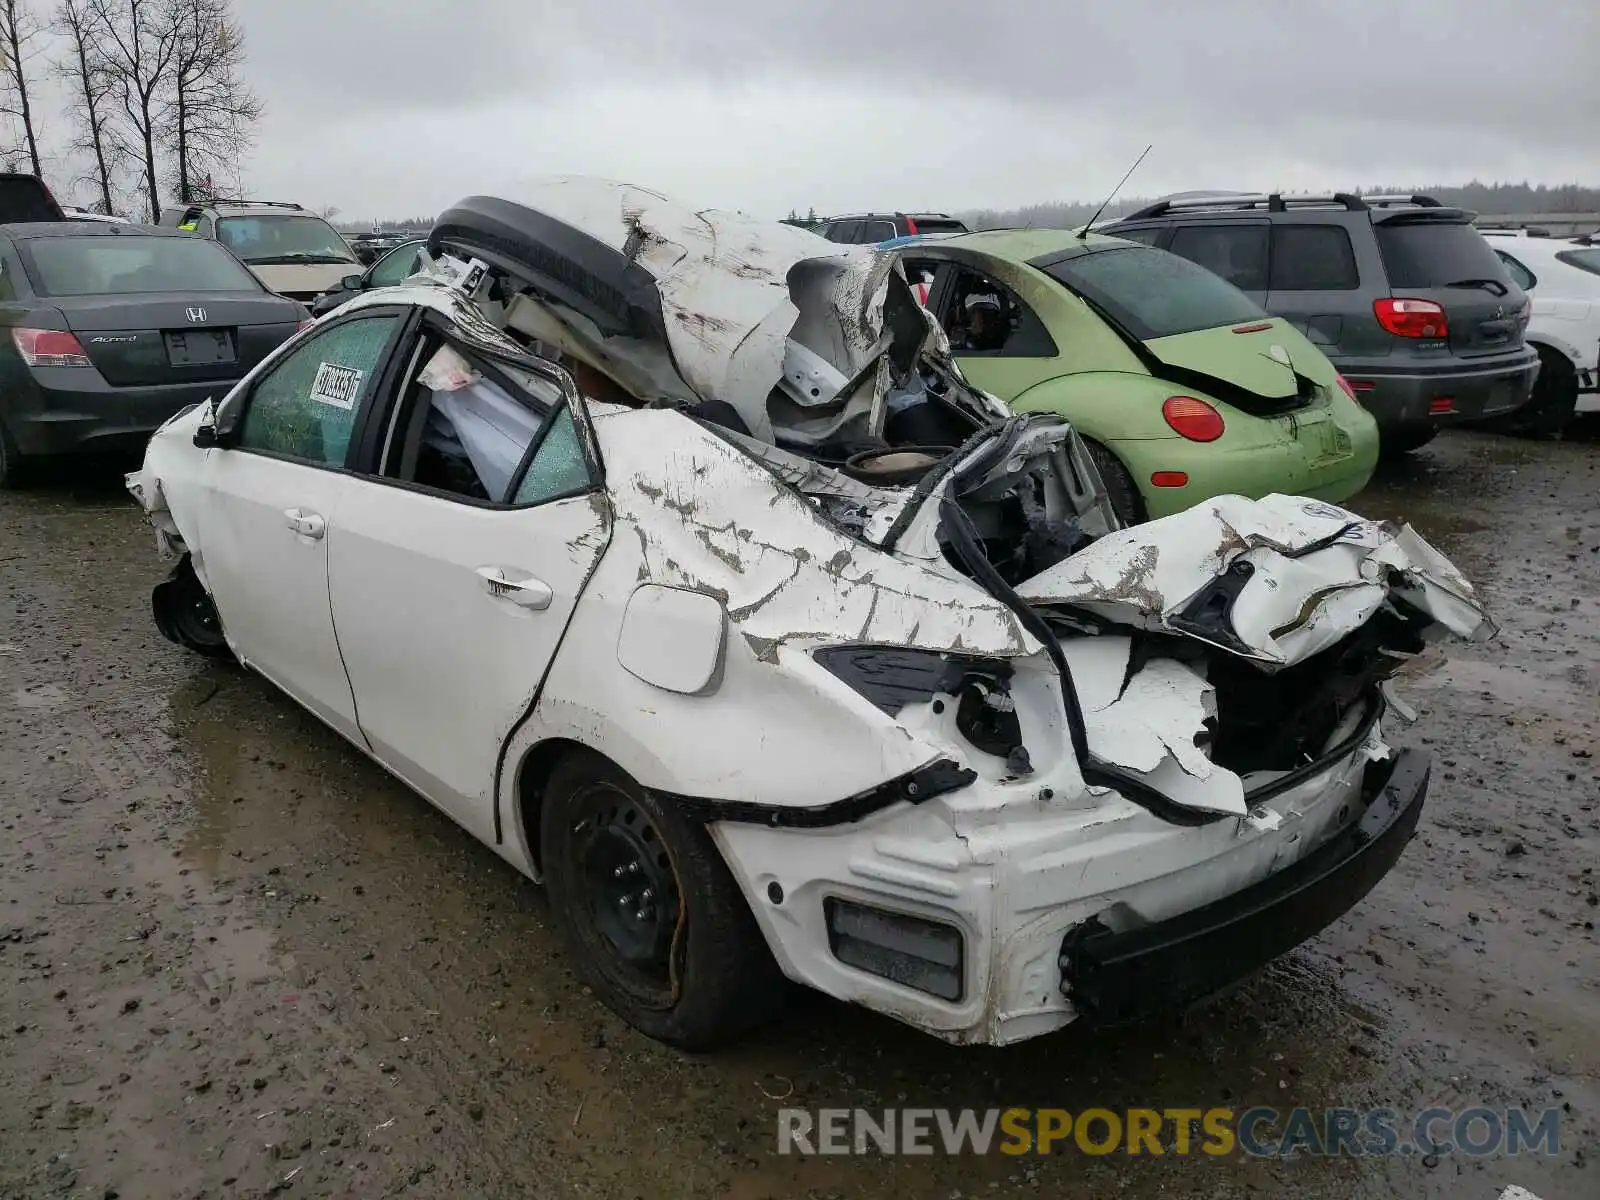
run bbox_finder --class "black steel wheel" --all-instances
[540,750,786,1049]
[152,555,233,659]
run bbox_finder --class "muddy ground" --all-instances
[2,426,1596,1200]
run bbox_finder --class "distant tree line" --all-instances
[962,181,1600,231]
[0,0,260,222]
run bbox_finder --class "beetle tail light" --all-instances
[1161,395,1225,442]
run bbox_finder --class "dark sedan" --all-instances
[0,222,310,486]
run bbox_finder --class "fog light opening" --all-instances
[825,899,964,1002]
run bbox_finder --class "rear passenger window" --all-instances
[1168,225,1268,291]
[1495,251,1537,291]
[1270,225,1359,290]
[386,340,591,506]
[237,315,398,466]
[862,220,896,243]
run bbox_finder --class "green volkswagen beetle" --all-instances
[893,229,1380,522]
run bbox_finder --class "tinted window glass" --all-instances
[1555,248,1600,277]
[239,316,397,466]
[0,175,63,221]
[906,217,966,235]
[1167,224,1269,291]
[1494,251,1536,291]
[1270,225,1360,290]
[512,406,591,504]
[863,220,897,243]
[1106,226,1161,246]
[1044,246,1265,340]
[22,235,263,296]
[1374,220,1510,288]
[824,220,863,244]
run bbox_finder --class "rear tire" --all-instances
[1485,347,1577,439]
[1379,425,1439,456]
[539,749,787,1050]
[1083,440,1144,526]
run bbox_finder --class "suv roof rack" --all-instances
[1360,193,1444,208]
[1122,192,1373,218]
[201,198,306,211]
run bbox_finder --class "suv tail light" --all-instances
[904,216,919,234]
[1335,375,1359,401]
[1162,395,1225,442]
[296,318,315,333]
[1374,298,1448,339]
[12,327,91,367]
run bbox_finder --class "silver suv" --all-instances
[1101,193,1540,452]
[159,199,362,304]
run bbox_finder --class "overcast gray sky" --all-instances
[39,0,1600,219]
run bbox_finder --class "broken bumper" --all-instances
[1059,748,1428,1023]
[710,723,1414,1045]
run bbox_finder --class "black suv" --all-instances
[0,173,67,223]
[1101,193,1540,451]
[818,212,968,245]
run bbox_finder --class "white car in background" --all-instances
[126,179,1492,1050]
[1481,230,1600,431]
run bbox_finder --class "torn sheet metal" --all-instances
[434,177,932,451]
[593,407,1032,659]
[1017,493,1495,665]
[1062,637,1243,817]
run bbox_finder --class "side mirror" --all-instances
[192,422,219,449]
[340,273,363,291]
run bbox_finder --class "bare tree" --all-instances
[87,0,178,221]
[163,0,259,204]
[0,0,46,176]
[53,0,124,212]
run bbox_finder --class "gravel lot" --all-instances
[2,426,1596,1199]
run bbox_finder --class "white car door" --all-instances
[197,309,409,741]
[326,331,610,843]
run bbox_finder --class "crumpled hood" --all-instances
[1017,493,1495,666]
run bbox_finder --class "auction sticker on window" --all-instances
[310,362,364,410]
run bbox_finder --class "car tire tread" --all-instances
[1083,440,1144,525]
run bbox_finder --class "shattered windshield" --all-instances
[217,215,358,266]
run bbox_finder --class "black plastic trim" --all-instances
[658,758,977,828]
[1059,747,1429,1023]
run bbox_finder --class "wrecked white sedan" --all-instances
[128,179,1492,1050]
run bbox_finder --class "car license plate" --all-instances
[164,329,235,367]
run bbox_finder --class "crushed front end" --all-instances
[703,443,1491,1044]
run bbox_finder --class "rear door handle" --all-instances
[475,566,553,610]
[283,508,326,540]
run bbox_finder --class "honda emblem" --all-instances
[185,306,207,324]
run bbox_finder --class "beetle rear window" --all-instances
[1040,245,1265,340]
